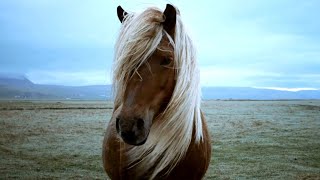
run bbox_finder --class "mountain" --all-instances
[0,75,319,100]
[0,73,33,87]
[0,75,112,100]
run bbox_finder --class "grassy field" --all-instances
[0,100,319,179]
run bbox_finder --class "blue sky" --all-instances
[0,0,319,88]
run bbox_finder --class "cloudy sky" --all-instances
[1,0,319,89]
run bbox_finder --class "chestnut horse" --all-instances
[102,4,211,179]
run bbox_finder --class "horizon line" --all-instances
[1,74,319,92]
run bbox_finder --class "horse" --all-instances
[102,4,211,179]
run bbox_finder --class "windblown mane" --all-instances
[112,6,203,179]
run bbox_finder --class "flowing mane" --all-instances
[112,6,203,178]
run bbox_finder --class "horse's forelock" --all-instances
[113,8,168,107]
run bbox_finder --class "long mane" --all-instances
[113,6,203,179]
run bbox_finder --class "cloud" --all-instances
[0,0,118,48]
[253,87,319,92]
[246,73,320,88]
[1,0,319,88]
[200,66,278,87]
[26,70,111,86]
[200,66,320,88]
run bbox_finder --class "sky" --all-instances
[0,0,320,89]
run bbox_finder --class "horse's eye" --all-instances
[160,58,171,66]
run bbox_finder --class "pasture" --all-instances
[0,100,319,179]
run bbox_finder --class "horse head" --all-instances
[115,5,177,146]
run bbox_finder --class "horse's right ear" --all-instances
[117,6,128,23]
[163,4,176,37]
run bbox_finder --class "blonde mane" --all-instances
[112,6,203,179]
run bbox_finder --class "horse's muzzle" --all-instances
[116,116,149,146]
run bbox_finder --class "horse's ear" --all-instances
[117,6,128,23]
[163,4,176,37]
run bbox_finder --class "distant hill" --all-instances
[0,75,319,100]
[0,75,112,100]
[202,87,320,100]
[0,74,33,87]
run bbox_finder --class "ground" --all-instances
[0,100,319,179]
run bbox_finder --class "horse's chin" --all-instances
[124,137,148,146]
[118,128,150,146]
[121,135,148,146]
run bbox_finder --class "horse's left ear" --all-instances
[117,5,128,23]
[163,4,176,37]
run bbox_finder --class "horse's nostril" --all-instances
[116,117,120,133]
[136,118,144,129]
[121,131,134,141]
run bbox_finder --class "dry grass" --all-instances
[203,100,320,179]
[0,100,319,179]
